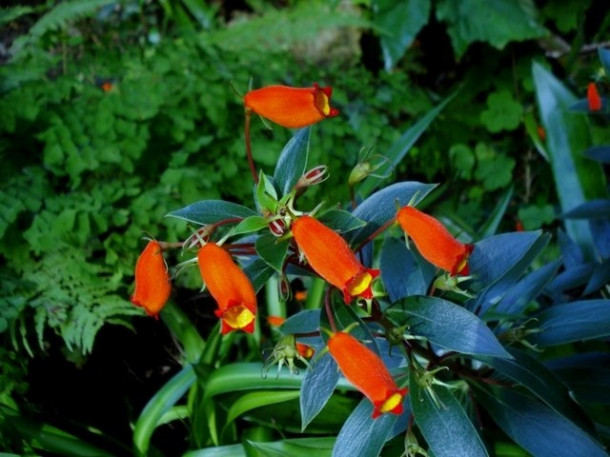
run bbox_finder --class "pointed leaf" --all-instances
[410,375,489,457]
[584,258,610,296]
[562,199,610,219]
[242,257,275,293]
[183,444,246,457]
[226,390,300,425]
[318,209,366,234]
[280,309,321,334]
[529,299,610,347]
[591,218,610,258]
[300,352,340,431]
[274,127,310,196]
[245,437,334,457]
[474,386,609,457]
[166,200,257,225]
[255,234,289,273]
[232,216,269,236]
[479,185,514,238]
[386,296,511,358]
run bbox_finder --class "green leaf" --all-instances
[242,258,275,293]
[449,143,475,180]
[479,185,514,238]
[255,173,279,214]
[386,296,511,358]
[518,203,556,229]
[183,444,246,457]
[300,352,339,431]
[226,390,301,425]
[317,209,366,234]
[529,299,610,347]
[532,61,608,259]
[358,92,456,196]
[474,386,608,457]
[348,181,437,245]
[333,397,403,457]
[273,127,310,197]
[372,0,431,71]
[244,437,335,457]
[480,90,524,133]
[410,375,489,457]
[562,199,610,219]
[436,0,547,58]
[160,302,205,364]
[133,364,197,457]
[583,145,610,163]
[280,309,321,334]
[474,143,515,191]
[232,216,269,236]
[255,234,289,273]
[166,200,257,225]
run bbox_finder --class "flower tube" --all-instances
[244,83,339,128]
[131,241,171,318]
[328,331,407,418]
[197,243,257,334]
[291,216,379,303]
[588,82,602,111]
[397,206,473,276]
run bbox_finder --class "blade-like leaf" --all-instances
[479,185,514,238]
[160,302,205,364]
[231,216,268,236]
[357,92,456,196]
[300,352,340,431]
[226,390,300,425]
[584,258,610,296]
[348,181,437,245]
[410,375,489,457]
[532,61,607,259]
[274,127,310,196]
[474,386,609,457]
[546,263,595,298]
[245,437,335,457]
[529,299,610,347]
[183,444,246,457]
[166,200,257,225]
[242,258,275,293]
[280,309,321,334]
[562,199,610,219]
[386,296,511,358]
[583,145,610,164]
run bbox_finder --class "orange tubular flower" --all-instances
[197,243,257,334]
[328,331,407,419]
[244,83,339,128]
[397,206,474,276]
[588,82,602,111]
[291,216,379,304]
[131,241,171,318]
[296,342,315,359]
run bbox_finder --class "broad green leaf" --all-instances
[372,0,431,71]
[479,185,514,238]
[280,309,321,334]
[474,386,608,457]
[480,90,524,132]
[255,234,289,273]
[332,397,402,457]
[529,299,610,347]
[410,375,489,457]
[386,296,511,358]
[532,61,607,259]
[358,93,456,196]
[517,203,555,230]
[436,0,547,58]
[481,348,592,432]
[242,258,275,293]
[134,364,197,457]
[317,209,366,234]
[562,199,610,219]
[183,444,246,457]
[348,181,437,245]
[245,437,335,457]
[232,216,268,236]
[300,352,340,431]
[166,200,257,225]
[273,127,310,196]
[583,145,610,163]
[226,390,300,425]
[379,236,434,303]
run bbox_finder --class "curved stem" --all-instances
[354,216,397,253]
[244,110,259,184]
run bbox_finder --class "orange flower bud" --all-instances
[397,206,473,276]
[296,342,315,359]
[328,331,407,418]
[587,82,602,111]
[131,241,171,318]
[244,83,339,128]
[291,216,379,303]
[267,315,286,327]
[197,243,257,334]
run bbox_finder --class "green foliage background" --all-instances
[0,0,609,455]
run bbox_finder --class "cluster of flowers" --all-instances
[130,84,473,418]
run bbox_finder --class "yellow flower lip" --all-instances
[223,304,255,330]
[379,392,404,414]
[346,271,374,297]
[314,88,331,116]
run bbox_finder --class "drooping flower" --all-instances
[397,206,473,276]
[244,84,339,128]
[197,243,257,334]
[328,331,407,418]
[587,82,602,111]
[131,241,171,318]
[291,216,379,303]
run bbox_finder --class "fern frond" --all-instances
[0,6,34,27]
[29,0,115,37]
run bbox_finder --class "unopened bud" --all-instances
[185,226,212,249]
[295,165,329,189]
[269,218,287,237]
[349,162,372,186]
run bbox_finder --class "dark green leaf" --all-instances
[529,299,610,347]
[584,258,610,296]
[183,444,246,457]
[300,352,339,431]
[226,390,301,425]
[280,309,321,334]
[166,200,257,225]
[372,0,431,71]
[562,199,610,219]
[255,234,289,273]
[436,0,547,58]
[591,219,610,258]
[255,173,279,214]
[273,127,310,197]
[583,145,610,163]
[474,386,608,457]
[358,93,456,196]
[348,181,437,245]
[532,61,607,259]
[547,354,610,404]
[379,236,434,303]
[386,296,511,358]
[245,437,334,457]
[318,209,366,234]
[479,186,513,238]
[410,375,489,457]
[546,263,595,298]
[160,302,205,364]
[333,397,401,457]
[242,258,275,293]
[599,47,610,76]
[480,90,524,132]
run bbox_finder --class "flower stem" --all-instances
[324,287,337,332]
